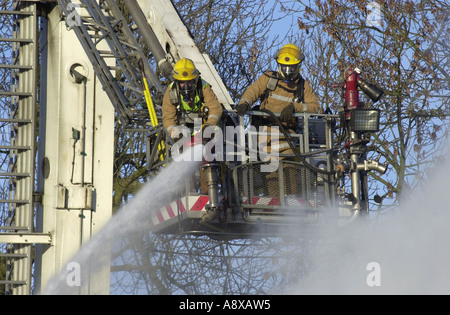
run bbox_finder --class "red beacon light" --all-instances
[342,67,384,132]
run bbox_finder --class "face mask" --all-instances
[279,64,299,82]
[178,80,195,102]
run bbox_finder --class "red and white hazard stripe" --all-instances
[151,195,210,226]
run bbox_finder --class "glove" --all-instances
[279,104,295,123]
[169,126,181,139]
[170,126,188,140]
[235,103,250,116]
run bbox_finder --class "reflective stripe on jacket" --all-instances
[162,79,222,133]
[239,71,319,114]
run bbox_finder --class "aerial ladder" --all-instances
[56,0,234,167]
[56,0,234,121]
[51,0,390,238]
[0,1,52,295]
[57,0,166,127]
[0,0,389,294]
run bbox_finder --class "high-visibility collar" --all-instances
[180,92,201,112]
[171,80,210,112]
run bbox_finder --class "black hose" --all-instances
[256,109,337,175]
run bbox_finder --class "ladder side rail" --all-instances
[0,1,39,296]
[135,0,234,110]
[11,1,38,296]
[87,1,143,93]
[57,0,132,125]
[99,0,165,109]
[58,0,166,126]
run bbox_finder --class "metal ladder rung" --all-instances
[0,145,31,150]
[0,200,30,204]
[0,172,31,178]
[0,226,29,231]
[118,40,139,51]
[99,4,114,10]
[0,280,28,286]
[0,10,34,16]
[0,253,28,258]
[0,232,52,244]
[0,91,33,97]
[117,82,144,95]
[96,49,115,56]
[83,22,108,33]
[0,118,32,123]
[0,38,33,43]
[0,64,33,70]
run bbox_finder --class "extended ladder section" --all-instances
[0,2,51,295]
[134,0,234,110]
[56,0,235,172]
[57,0,166,127]
[56,0,235,125]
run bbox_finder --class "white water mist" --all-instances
[43,145,203,295]
[290,152,450,294]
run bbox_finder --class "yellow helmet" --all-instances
[275,43,304,65]
[172,58,200,81]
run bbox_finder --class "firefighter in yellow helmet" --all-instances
[235,43,320,196]
[236,43,319,118]
[162,58,222,140]
[162,58,223,207]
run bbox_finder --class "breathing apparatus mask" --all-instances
[278,63,300,83]
[178,79,196,102]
